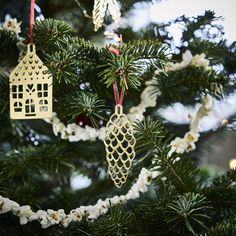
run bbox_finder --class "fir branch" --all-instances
[99,40,170,89]
[178,10,222,42]
[76,38,101,62]
[44,36,101,85]
[134,117,199,192]
[91,205,134,236]
[99,49,142,89]
[198,216,236,236]
[134,116,167,155]
[64,91,109,128]
[166,193,210,235]
[34,19,73,51]
[0,29,19,67]
[0,145,74,182]
[189,39,236,76]
[134,182,176,235]
[203,170,236,218]
[122,39,169,65]
[153,66,227,105]
[45,47,79,85]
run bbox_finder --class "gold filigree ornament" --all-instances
[9,44,53,119]
[104,104,136,188]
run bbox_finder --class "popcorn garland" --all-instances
[169,95,213,155]
[2,14,22,35]
[0,168,159,228]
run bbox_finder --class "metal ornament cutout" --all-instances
[9,44,53,119]
[104,104,136,188]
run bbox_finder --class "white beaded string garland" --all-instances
[0,168,159,228]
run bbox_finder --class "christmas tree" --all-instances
[0,0,236,235]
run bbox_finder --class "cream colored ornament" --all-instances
[104,104,136,188]
[9,44,52,119]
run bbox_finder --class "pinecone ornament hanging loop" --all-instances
[28,43,36,53]
[104,104,136,188]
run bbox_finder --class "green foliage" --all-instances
[189,39,236,76]
[0,144,74,182]
[64,91,109,128]
[203,170,236,219]
[134,182,176,235]
[0,71,9,115]
[178,10,222,42]
[134,116,168,155]
[34,20,79,85]
[99,40,170,90]
[134,117,199,193]
[0,29,19,67]
[166,193,210,235]
[91,205,134,236]
[198,216,236,236]
[34,18,73,51]
[45,45,79,85]
[122,39,170,66]
[153,66,226,105]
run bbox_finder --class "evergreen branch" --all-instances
[54,36,101,62]
[122,39,170,64]
[189,39,236,76]
[0,145,74,182]
[44,37,100,85]
[91,205,134,236]
[76,38,101,62]
[177,10,222,42]
[198,216,236,236]
[98,40,170,89]
[98,49,141,89]
[0,72,9,115]
[153,66,227,105]
[34,19,73,51]
[134,182,176,235]
[45,47,79,85]
[0,29,19,67]
[134,117,199,192]
[134,116,167,155]
[64,91,109,129]
[203,170,236,218]
[166,193,210,235]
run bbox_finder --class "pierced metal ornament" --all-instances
[9,44,53,119]
[104,104,136,188]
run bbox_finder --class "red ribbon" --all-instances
[29,0,35,44]
[109,34,125,105]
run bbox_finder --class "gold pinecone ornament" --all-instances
[104,104,136,188]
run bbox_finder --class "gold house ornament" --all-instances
[9,44,53,119]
